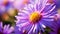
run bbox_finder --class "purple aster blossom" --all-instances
[0,22,14,34]
[3,25,14,34]
[15,0,58,34]
[0,22,3,34]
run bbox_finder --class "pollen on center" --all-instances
[29,11,42,24]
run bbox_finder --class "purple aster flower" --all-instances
[0,22,14,34]
[0,22,3,34]
[3,25,14,34]
[15,0,58,34]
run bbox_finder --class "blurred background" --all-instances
[0,0,29,26]
[0,0,60,27]
[0,0,60,34]
[0,0,18,26]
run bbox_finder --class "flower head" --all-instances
[16,0,58,34]
[0,22,14,34]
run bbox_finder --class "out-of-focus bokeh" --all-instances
[0,0,18,26]
[0,0,60,27]
[0,0,29,26]
[0,0,60,34]
[58,9,60,15]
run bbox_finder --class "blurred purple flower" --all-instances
[53,14,60,34]
[54,14,60,27]
[0,0,14,15]
[0,22,14,34]
[0,5,6,15]
[14,26,23,34]
[0,22,3,34]
[15,0,58,34]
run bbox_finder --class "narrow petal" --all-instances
[44,5,56,16]
[0,22,3,28]
[16,22,30,28]
[3,25,10,33]
[33,24,37,33]
[15,16,28,20]
[7,27,14,33]
[28,25,34,34]
[41,24,46,28]
[41,3,54,13]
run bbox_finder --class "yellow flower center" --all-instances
[29,12,42,24]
